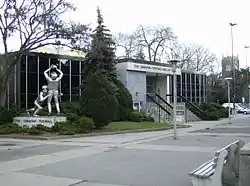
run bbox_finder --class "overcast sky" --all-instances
[67,0,250,68]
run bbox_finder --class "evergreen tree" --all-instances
[81,71,118,128]
[80,8,133,123]
[113,79,133,121]
[83,7,117,82]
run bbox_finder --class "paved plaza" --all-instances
[0,115,250,186]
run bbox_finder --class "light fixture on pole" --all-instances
[244,45,250,105]
[244,45,249,68]
[229,22,237,115]
[169,59,180,140]
[225,77,233,124]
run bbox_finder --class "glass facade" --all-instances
[12,52,83,108]
[176,72,207,104]
[7,55,207,108]
[145,72,207,104]
[168,72,207,104]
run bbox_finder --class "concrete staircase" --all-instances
[144,101,170,123]
[145,101,201,123]
[186,108,201,122]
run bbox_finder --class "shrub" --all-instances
[61,102,80,115]
[0,123,23,134]
[113,79,133,121]
[143,115,155,122]
[198,103,228,120]
[140,112,155,122]
[75,116,95,133]
[27,126,44,135]
[58,129,76,135]
[129,111,144,122]
[9,104,23,117]
[66,113,80,122]
[206,112,220,120]
[51,121,77,135]
[34,124,51,132]
[0,106,13,124]
[81,71,119,129]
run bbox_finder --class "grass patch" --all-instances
[0,121,190,139]
[104,121,171,131]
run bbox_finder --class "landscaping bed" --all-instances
[0,121,190,140]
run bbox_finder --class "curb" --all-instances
[0,125,191,140]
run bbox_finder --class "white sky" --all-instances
[1,0,250,69]
[67,0,250,68]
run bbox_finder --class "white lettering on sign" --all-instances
[13,116,66,128]
[126,62,181,75]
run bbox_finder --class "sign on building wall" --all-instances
[125,62,182,75]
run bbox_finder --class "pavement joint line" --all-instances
[0,131,175,174]
[121,144,218,153]
[68,180,88,186]
[0,146,111,174]
[0,171,83,186]
[185,132,250,137]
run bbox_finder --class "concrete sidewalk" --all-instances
[0,115,249,186]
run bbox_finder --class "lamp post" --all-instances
[225,77,233,124]
[229,22,237,115]
[245,45,250,106]
[244,46,249,68]
[169,59,180,140]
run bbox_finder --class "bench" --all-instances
[188,140,244,186]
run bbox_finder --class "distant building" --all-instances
[221,56,239,77]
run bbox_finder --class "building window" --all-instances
[187,74,191,100]
[181,73,186,97]
[191,74,195,102]
[28,73,38,94]
[71,75,80,94]
[28,56,38,73]
[177,75,181,102]
[196,74,200,103]
[39,56,50,73]
[71,60,80,75]
[61,59,70,74]
[201,75,204,102]
[61,74,69,100]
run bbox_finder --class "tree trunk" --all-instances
[0,87,7,107]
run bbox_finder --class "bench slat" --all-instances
[193,162,214,177]
[197,164,215,178]
[203,168,215,178]
[189,140,243,182]
[189,159,214,175]
[190,159,214,175]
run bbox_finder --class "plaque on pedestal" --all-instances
[13,116,67,128]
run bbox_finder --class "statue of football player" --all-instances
[44,64,63,115]
[27,85,50,117]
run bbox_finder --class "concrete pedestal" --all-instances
[239,142,250,186]
[13,116,67,128]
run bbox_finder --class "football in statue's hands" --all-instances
[51,65,57,69]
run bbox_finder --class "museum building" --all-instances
[7,47,207,114]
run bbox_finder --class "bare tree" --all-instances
[0,0,90,106]
[114,33,138,58]
[166,44,217,72]
[115,25,177,62]
[135,25,176,62]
